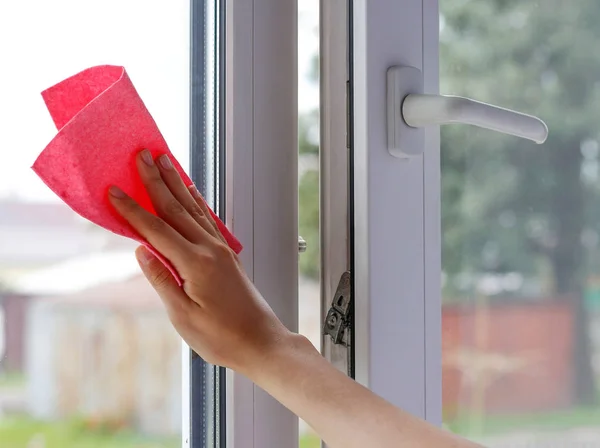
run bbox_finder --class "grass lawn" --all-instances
[446,406,600,437]
[0,417,179,448]
[0,372,26,390]
[0,416,321,448]
[5,407,599,447]
[300,433,320,448]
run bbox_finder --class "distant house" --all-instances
[0,199,137,373]
[24,260,181,436]
[0,199,134,277]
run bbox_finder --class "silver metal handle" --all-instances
[387,66,549,158]
[403,94,548,144]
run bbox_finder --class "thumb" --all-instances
[135,246,182,297]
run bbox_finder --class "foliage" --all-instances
[299,169,320,279]
[300,433,320,448]
[440,0,600,403]
[0,417,179,448]
[0,371,26,389]
[445,404,600,437]
[0,416,320,448]
[299,110,319,156]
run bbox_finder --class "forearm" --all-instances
[245,334,483,448]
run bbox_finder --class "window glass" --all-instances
[441,1,600,445]
[298,1,320,447]
[0,2,188,446]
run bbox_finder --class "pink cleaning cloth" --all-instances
[32,65,243,286]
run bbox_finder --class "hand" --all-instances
[108,149,292,374]
[108,150,484,448]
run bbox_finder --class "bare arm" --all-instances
[109,149,484,448]
[245,334,482,448]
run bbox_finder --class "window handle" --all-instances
[387,66,549,158]
[403,94,548,144]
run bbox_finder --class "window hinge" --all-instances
[323,271,352,346]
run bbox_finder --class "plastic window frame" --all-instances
[320,0,442,432]
[351,0,442,422]
[196,0,443,447]
[224,0,299,447]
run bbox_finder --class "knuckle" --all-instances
[149,174,165,188]
[149,215,166,232]
[198,215,214,230]
[165,198,186,215]
[123,197,139,213]
[214,241,234,259]
[192,247,217,267]
[149,267,173,291]
[188,204,205,222]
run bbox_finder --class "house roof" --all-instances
[0,199,136,267]
[45,274,163,310]
[11,250,143,296]
[0,199,78,228]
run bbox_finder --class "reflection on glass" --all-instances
[0,2,188,446]
[441,1,600,446]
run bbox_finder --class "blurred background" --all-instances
[3,1,600,448]
[0,2,190,446]
[439,1,600,446]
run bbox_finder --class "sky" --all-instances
[0,1,319,202]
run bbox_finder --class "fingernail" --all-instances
[141,149,154,166]
[137,247,154,266]
[189,184,201,198]
[159,155,173,170]
[109,185,126,198]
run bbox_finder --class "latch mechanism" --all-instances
[323,271,352,346]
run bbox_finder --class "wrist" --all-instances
[243,331,319,384]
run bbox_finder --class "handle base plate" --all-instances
[387,66,424,158]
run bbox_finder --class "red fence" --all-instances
[442,299,575,417]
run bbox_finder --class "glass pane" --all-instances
[189,1,224,446]
[0,1,188,446]
[298,1,320,447]
[441,1,600,446]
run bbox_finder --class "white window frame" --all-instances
[321,0,442,424]
[221,0,442,446]
[352,0,442,423]
[225,0,299,447]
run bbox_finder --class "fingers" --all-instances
[187,184,227,245]
[135,246,198,324]
[153,153,223,243]
[108,185,192,266]
[136,150,211,245]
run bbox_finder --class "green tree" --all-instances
[299,169,319,279]
[441,0,600,405]
[298,45,320,279]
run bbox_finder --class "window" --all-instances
[441,1,600,445]
[189,1,226,446]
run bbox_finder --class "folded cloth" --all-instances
[32,65,243,286]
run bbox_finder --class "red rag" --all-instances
[32,65,243,286]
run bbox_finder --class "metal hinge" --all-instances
[323,271,352,346]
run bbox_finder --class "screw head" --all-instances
[326,313,338,328]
